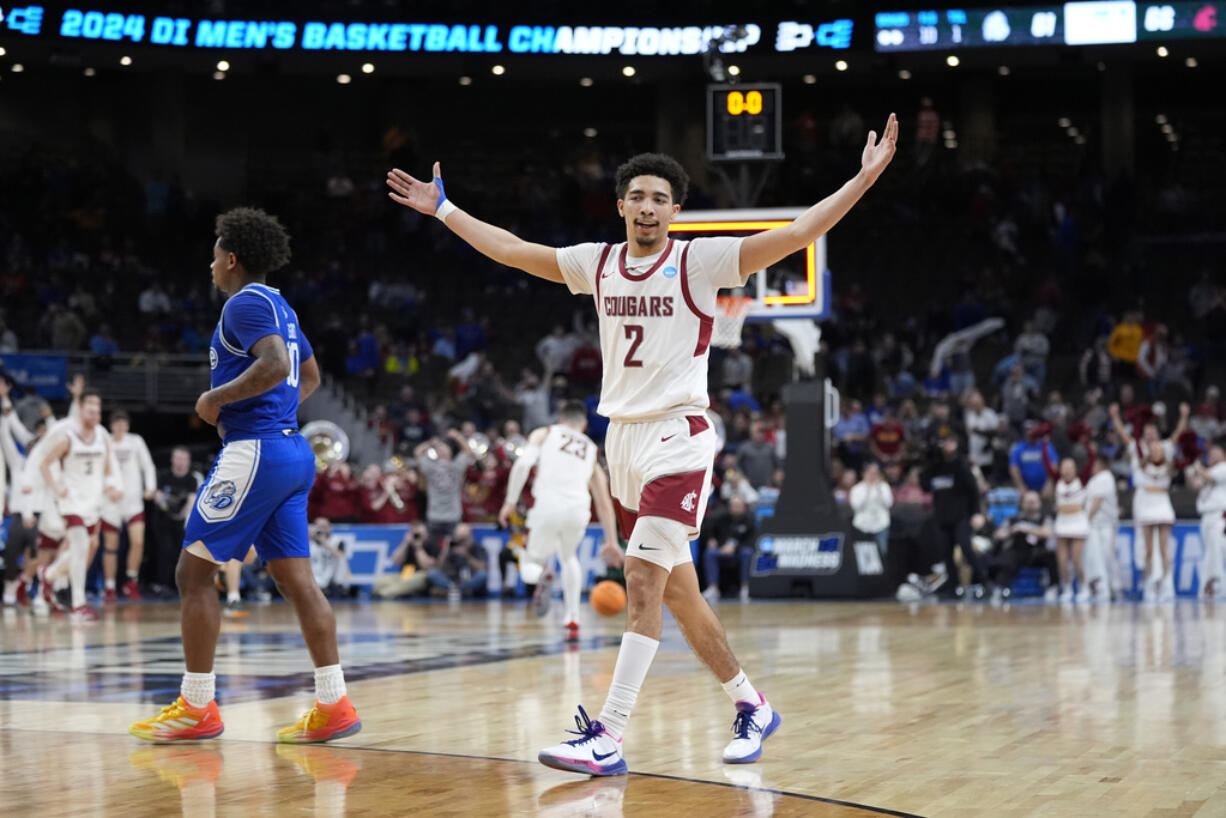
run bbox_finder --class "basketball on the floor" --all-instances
[590,581,627,616]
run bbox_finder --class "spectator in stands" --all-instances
[1001,364,1034,431]
[138,282,172,315]
[431,325,457,361]
[922,401,965,456]
[701,495,757,603]
[536,324,579,375]
[914,97,939,165]
[568,335,602,394]
[897,399,924,450]
[963,390,999,473]
[736,421,778,489]
[1136,324,1170,396]
[388,385,423,429]
[850,462,894,555]
[89,323,119,356]
[834,399,871,471]
[463,452,508,523]
[427,524,488,599]
[357,464,418,525]
[416,430,474,546]
[455,308,488,359]
[989,490,1058,601]
[1014,320,1050,387]
[0,317,16,353]
[1009,425,1058,495]
[398,406,433,454]
[717,454,760,505]
[308,518,352,598]
[1191,386,1222,441]
[722,345,754,391]
[1080,335,1113,393]
[868,406,907,466]
[374,521,435,599]
[48,304,87,350]
[515,369,553,431]
[1108,310,1144,381]
[309,461,361,523]
[922,436,989,597]
[834,469,857,504]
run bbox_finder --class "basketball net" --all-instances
[712,295,753,349]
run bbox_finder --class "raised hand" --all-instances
[387,162,445,216]
[861,113,899,184]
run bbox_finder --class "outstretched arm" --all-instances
[498,428,546,526]
[387,162,563,283]
[738,114,898,280]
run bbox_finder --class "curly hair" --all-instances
[215,207,291,277]
[614,153,689,206]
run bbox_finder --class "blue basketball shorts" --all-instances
[183,432,316,563]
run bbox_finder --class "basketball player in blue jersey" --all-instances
[389,115,898,775]
[131,208,361,744]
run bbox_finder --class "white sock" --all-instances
[3,579,17,604]
[722,669,761,706]
[67,528,89,609]
[46,548,70,581]
[181,671,216,708]
[561,554,582,625]
[126,570,139,581]
[598,631,659,741]
[315,664,347,704]
[105,578,116,591]
[226,591,241,604]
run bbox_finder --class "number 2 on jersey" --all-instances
[287,341,300,387]
[623,324,644,367]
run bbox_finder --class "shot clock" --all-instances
[706,83,783,162]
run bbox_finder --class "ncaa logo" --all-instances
[662,265,678,278]
[205,480,238,511]
[209,347,218,370]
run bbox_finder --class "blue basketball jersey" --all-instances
[209,283,314,441]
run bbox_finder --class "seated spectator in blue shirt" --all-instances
[1008,428,1058,493]
[833,399,871,470]
[89,324,119,356]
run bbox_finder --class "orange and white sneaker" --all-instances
[129,697,225,742]
[277,696,362,744]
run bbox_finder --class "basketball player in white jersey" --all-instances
[498,401,619,641]
[1191,445,1226,599]
[38,389,123,621]
[18,413,76,613]
[100,410,156,602]
[1084,457,1120,601]
[389,113,898,773]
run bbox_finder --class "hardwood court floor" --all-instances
[3,598,1226,817]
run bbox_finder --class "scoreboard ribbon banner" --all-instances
[875,2,1223,51]
[1,7,855,54]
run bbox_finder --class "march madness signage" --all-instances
[753,534,844,576]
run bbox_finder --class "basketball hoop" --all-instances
[712,296,753,349]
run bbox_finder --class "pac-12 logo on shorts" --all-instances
[204,480,238,511]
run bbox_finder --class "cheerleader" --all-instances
[1084,458,1120,601]
[1041,438,1096,603]
[1109,402,1189,602]
[1191,444,1226,599]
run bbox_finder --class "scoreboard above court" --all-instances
[707,84,783,163]
[874,2,1225,51]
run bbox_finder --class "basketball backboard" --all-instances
[669,207,830,323]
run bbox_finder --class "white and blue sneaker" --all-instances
[538,706,627,776]
[722,695,782,764]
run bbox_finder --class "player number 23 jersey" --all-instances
[532,424,599,510]
[556,236,743,423]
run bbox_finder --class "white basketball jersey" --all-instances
[111,432,156,496]
[1085,469,1118,525]
[557,236,744,423]
[531,425,598,511]
[60,423,110,515]
[21,418,71,515]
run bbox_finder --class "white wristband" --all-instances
[435,200,458,222]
